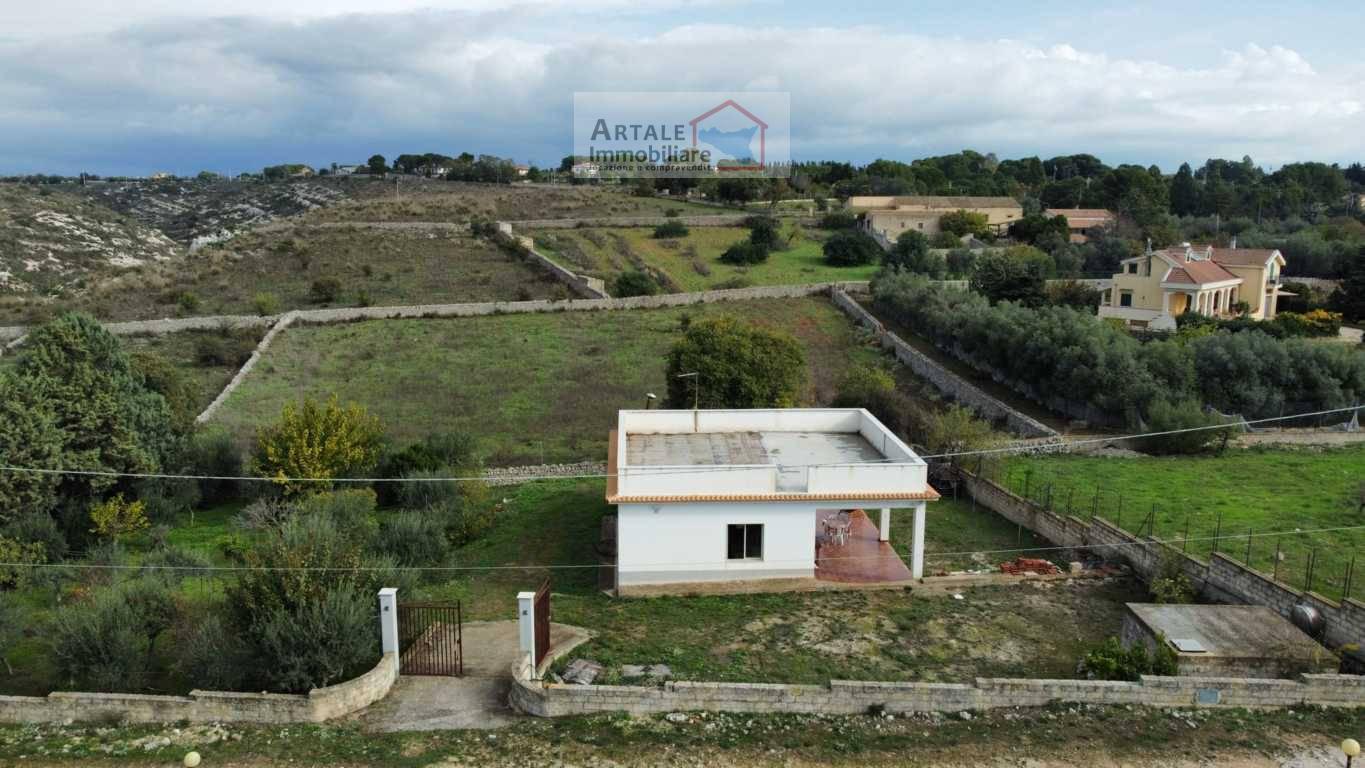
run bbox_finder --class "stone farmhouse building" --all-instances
[1098,241,1287,331]
[1045,208,1116,243]
[848,195,1023,243]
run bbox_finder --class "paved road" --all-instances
[355,620,588,732]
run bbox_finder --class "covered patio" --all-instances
[814,509,916,584]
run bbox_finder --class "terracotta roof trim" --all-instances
[608,489,941,504]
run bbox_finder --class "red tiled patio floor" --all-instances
[815,509,913,583]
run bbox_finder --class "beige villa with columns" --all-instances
[1098,242,1287,331]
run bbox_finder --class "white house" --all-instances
[606,409,938,594]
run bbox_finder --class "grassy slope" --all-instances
[1003,446,1365,599]
[211,297,880,464]
[303,183,719,223]
[534,224,879,293]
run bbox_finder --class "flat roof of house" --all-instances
[1126,604,1323,660]
[607,409,939,504]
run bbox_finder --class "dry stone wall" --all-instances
[957,469,1365,650]
[830,289,1058,438]
[510,652,1365,717]
[0,653,397,726]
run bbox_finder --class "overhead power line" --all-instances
[0,404,1357,484]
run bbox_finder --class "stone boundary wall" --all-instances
[483,461,607,486]
[0,652,397,726]
[1,314,275,355]
[256,221,470,233]
[510,654,1365,717]
[956,469,1365,650]
[496,221,608,299]
[195,311,300,423]
[830,289,1059,439]
[507,215,819,229]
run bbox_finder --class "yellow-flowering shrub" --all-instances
[88,494,150,541]
[252,395,383,495]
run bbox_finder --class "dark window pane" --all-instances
[727,524,744,560]
[745,524,763,559]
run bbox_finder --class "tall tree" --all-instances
[1169,162,1201,216]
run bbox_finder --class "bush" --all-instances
[88,494,150,541]
[193,331,255,368]
[885,231,945,278]
[252,396,384,496]
[1081,636,1178,681]
[612,270,661,297]
[664,315,806,409]
[817,211,856,230]
[376,433,478,506]
[374,510,450,567]
[51,578,176,691]
[183,427,243,502]
[719,241,769,265]
[140,546,211,583]
[0,536,45,590]
[135,478,201,525]
[945,248,978,278]
[252,292,282,316]
[295,489,378,546]
[1138,399,1234,455]
[1149,551,1196,604]
[969,248,1050,306]
[822,229,882,266]
[253,587,379,692]
[830,364,914,436]
[1045,280,1102,312]
[939,209,992,238]
[175,613,251,690]
[930,231,961,249]
[176,291,201,313]
[310,278,342,304]
[743,216,781,251]
[652,220,689,239]
[2,513,67,563]
[442,496,497,546]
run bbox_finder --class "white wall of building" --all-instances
[616,502,819,586]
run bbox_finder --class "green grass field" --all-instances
[1002,446,1365,599]
[210,297,882,464]
[533,224,879,293]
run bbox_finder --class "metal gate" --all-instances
[397,601,463,676]
[533,580,551,669]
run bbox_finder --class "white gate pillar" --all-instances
[378,588,399,656]
[878,508,891,542]
[911,502,926,579]
[517,591,537,666]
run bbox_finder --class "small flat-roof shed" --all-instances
[1122,603,1336,679]
[607,409,939,594]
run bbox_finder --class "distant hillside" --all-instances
[79,178,348,248]
[0,184,181,295]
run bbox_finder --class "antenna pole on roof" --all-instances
[676,372,700,428]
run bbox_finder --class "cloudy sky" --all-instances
[2,0,1362,176]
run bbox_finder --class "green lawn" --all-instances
[1002,446,1365,599]
[210,296,882,464]
[533,224,879,293]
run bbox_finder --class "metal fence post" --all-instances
[1244,528,1253,566]
[1211,510,1223,557]
[1345,555,1356,602]
[1273,536,1282,582]
[1183,514,1190,553]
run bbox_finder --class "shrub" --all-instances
[295,489,379,546]
[930,231,961,249]
[743,215,781,251]
[1149,551,1196,603]
[442,496,497,546]
[945,248,978,278]
[253,587,379,692]
[885,231,945,278]
[612,270,661,297]
[176,291,201,313]
[374,510,450,567]
[89,494,150,541]
[51,578,176,692]
[665,315,806,409]
[175,613,251,690]
[822,229,882,266]
[830,364,914,436]
[1137,399,1234,455]
[252,292,281,316]
[817,211,856,230]
[2,513,67,563]
[939,209,992,238]
[235,496,294,533]
[252,395,384,496]
[129,349,197,435]
[376,434,478,503]
[193,332,254,367]
[310,278,342,304]
[140,546,211,583]
[0,536,45,590]
[183,427,243,502]
[719,241,769,265]
[1081,636,1178,681]
[652,220,689,239]
[968,249,1048,306]
[1045,280,1102,312]
[135,478,201,525]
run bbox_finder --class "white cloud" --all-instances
[0,11,1360,172]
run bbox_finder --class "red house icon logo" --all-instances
[689,99,768,171]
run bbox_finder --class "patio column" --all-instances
[911,502,926,579]
[879,508,890,542]
[1160,291,1171,315]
